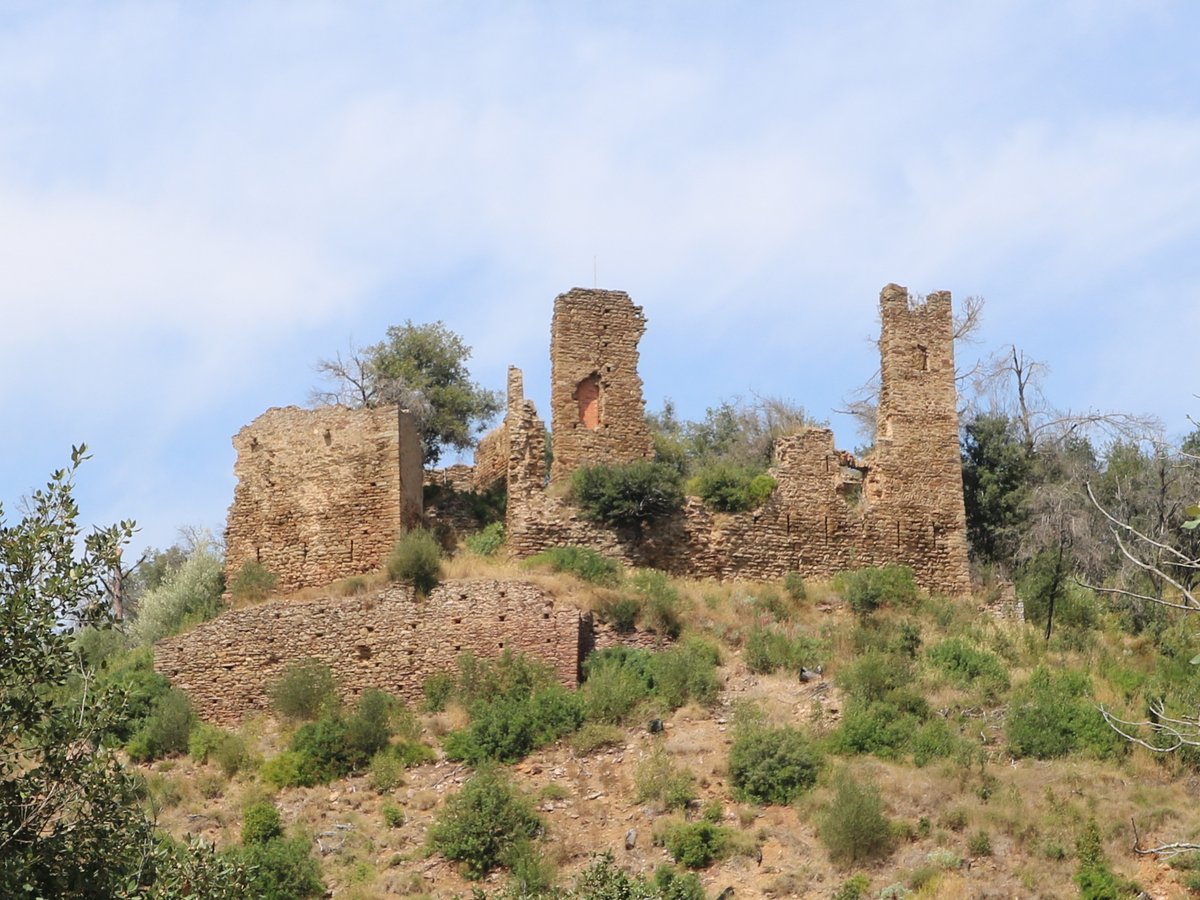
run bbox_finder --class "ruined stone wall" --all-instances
[504,284,971,597]
[225,405,423,594]
[549,288,654,484]
[154,580,582,725]
[472,427,508,492]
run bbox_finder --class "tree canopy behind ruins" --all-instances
[312,320,502,465]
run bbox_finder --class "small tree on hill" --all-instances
[312,321,502,465]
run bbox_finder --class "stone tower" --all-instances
[549,288,655,484]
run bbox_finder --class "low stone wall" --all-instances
[154,579,583,725]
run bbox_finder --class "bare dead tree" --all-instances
[310,344,379,408]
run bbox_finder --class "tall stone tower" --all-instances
[870,283,970,593]
[549,288,655,484]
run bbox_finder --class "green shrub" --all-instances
[832,874,871,900]
[127,688,195,762]
[525,545,623,586]
[444,683,583,764]
[231,835,324,899]
[629,570,685,638]
[1007,667,1122,760]
[463,522,506,556]
[269,659,338,722]
[387,529,443,595]
[583,655,652,724]
[347,689,395,758]
[836,651,915,704]
[212,731,252,778]
[428,767,543,879]
[392,740,437,768]
[368,751,407,792]
[910,718,970,767]
[687,463,775,512]
[101,649,172,742]
[652,865,706,900]
[783,571,807,602]
[229,560,277,604]
[241,801,283,845]
[1075,818,1139,899]
[835,565,919,617]
[422,671,455,712]
[729,724,822,805]
[649,638,721,709]
[260,751,321,789]
[571,460,685,530]
[130,539,224,645]
[597,596,641,632]
[829,699,920,759]
[382,804,405,829]
[927,638,1010,694]
[743,626,823,675]
[634,747,697,811]
[658,820,732,869]
[818,772,893,866]
[967,830,992,857]
[288,698,393,783]
[188,722,226,764]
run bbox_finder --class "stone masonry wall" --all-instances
[224,405,423,594]
[154,579,582,725]
[549,288,655,484]
[504,284,971,596]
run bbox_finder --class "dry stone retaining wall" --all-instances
[154,579,582,725]
[224,405,423,595]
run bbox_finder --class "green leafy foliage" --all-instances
[783,571,807,601]
[231,835,325,899]
[126,688,196,762]
[229,560,278,603]
[960,413,1032,569]
[464,521,506,556]
[926,638,1010,695]
[241,801,283,845]
[818,771,893,866]
[387,528,443,595]
[1074,819,1140,899]
[129,536,224,645]
[686,463,776,512]
[571,461,685,530]
[269,658,339,722]
[743,625,824,675]
[656,820,736,869]
[729,724,822,805]
[525,545,623,586]
[1006,667,1122,760]
[428,767,543,879]
[835,565,920,617]
[0,450,247,895]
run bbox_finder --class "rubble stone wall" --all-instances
[154,580,582,725]
[549,288,655,484]
[224,405,422,594]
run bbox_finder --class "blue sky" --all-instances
[2,1,1199,554]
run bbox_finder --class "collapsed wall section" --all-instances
[154,580,582,725]
[549,288,654,484]
[224,405,422,594]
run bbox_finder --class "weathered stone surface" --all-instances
[549,288,655,484]
[154,579,582,725]
[224,405,423,594]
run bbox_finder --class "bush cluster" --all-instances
[743,626,824,675]
[834,565,920,617]
[818,771,893,866]
[581,639,720,724]
[387,528,443,594]
[686,463,776,512]
[428,767,543,879]
[129,540,225,645]
[1006,666,1122,760]
[728,723,822,805]
[269,658,339,721]
[926,637,1010,696]
[571,460,685,530]
[634,747,697,811]
[463,521,506,556]
[566,853,704,900]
